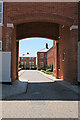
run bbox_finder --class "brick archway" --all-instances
[2,2,78,84]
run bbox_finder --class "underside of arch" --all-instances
[16,22,59,40]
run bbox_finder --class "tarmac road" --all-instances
[2,70,79,118]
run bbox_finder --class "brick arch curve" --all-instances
[16,22,59,40]
[6,2,77,26]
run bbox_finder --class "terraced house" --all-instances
[20,53,36,69]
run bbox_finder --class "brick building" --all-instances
[0,1,79,84]
[47,47,53,66]
[20,52,36,69]
[37,43,49,70]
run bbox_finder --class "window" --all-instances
[21,62,23,65]
[0,41,2,50]
[25,57,26,60]
[40,62,44,68]
[29,62,31,66]
[32,66,34,68]
[54,57,56,70]
[29,57,31,60]
[32,62,34,65]
[0,1,3,25]
[40,53,44,59]
[63,53,65,61]
[32,57,34,60]
[21,57,23,60]
[24,61,26,65]
[58,54,60,69]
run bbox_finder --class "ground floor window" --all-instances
[40,62,44,68]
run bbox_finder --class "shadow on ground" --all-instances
[3,81,79,101]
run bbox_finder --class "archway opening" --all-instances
[17,37,62,81]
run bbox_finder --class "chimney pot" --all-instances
[46,43,48,49]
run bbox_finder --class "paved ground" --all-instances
[2,70,79,118]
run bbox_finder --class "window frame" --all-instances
[32,62,34,65]
[29,61,31,66]
[0,41,2,50]
[21,57,23,60]
[40,62,44,68]
[29,57,31,60]
[0,1,3,25]
[40,53,44,59]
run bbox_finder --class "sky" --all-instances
[19,37,53,57]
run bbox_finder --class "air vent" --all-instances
[0,41,2,50]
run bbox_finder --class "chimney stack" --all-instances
[27,52,29,54]
[46,43,48,49]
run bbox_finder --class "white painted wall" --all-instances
[78,42,80,82]
[0,52,11,82]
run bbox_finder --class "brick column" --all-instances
[11,25,17,82]
[70,28,78,84]
[16,41,19,80]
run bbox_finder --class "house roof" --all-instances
[38,48,49,52]
[20,53,35,58]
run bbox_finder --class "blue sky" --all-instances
[19,37,53,57]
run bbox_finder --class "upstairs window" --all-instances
[21,57,23,60]
[29,57,31,60]
[25,57,26,60]
[40,53,44,59]
[0,1,3,25]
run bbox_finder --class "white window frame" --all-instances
[40,53,44,59]
[25,57,26,60]
[0,41,2,50]
[32,62,34,65]
[21,61,23,65]
[40,62,44,68]
[0,1,3,25]
[29,62,31,66]
[24,61,26,65]
[29,57,31,60]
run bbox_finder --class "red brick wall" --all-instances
[20,57,36,69]
[2,2,78,84]
[53,40,58,78]
[0,27,2,41]
[58,25,78,84]
[3,2,78,25]
[47,47,53,66]
[37,52,47,70]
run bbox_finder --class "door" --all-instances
[0,52,11,82]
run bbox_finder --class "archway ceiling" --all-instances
[16,22,59,40]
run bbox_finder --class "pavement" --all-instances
[1,70,80,119]
[38,70,80,95]
[0,70,28,99]
[4,70,78,101]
